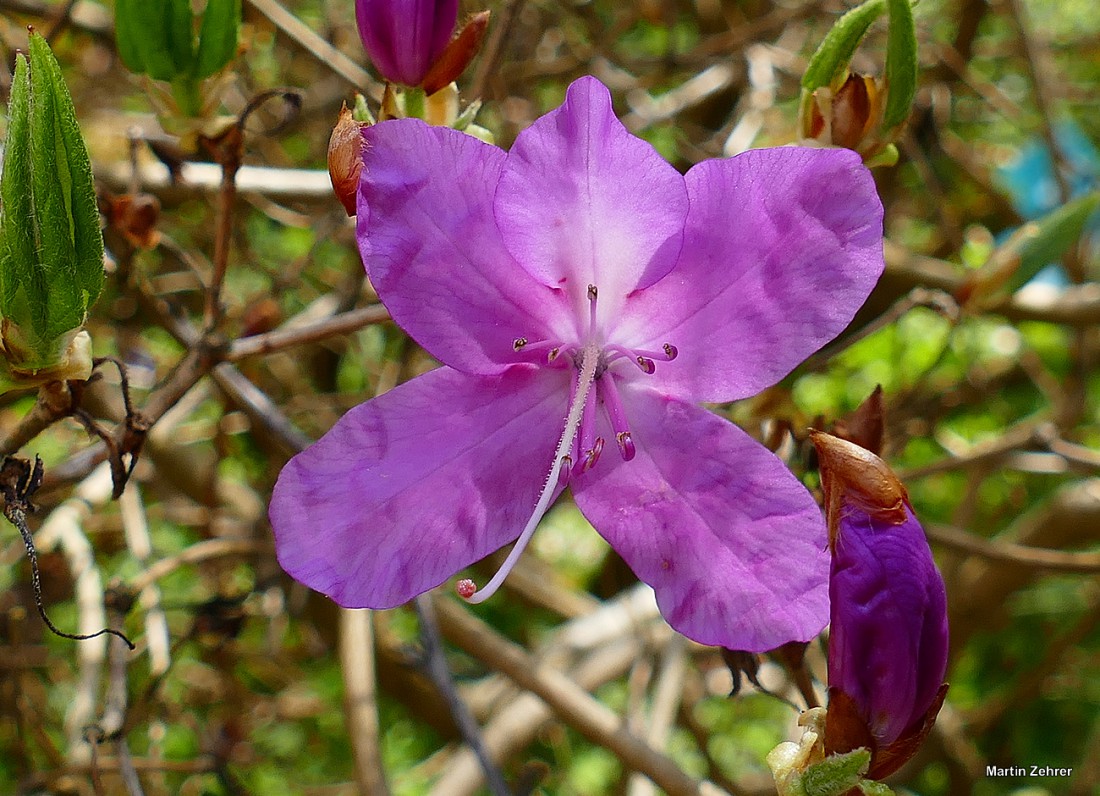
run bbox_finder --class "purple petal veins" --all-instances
[270,76,885,652]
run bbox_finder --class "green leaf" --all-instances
[961,192,1100,307]
[195,0,242,79]
[166,0,198,76]
[801,748,871,796]
[30,34,104,324]
[858,780,896,795]
[114,0,179,80]
[802,0,886,91]
[1012,191,1100,289]
[883,0,918,128]
[0,52,41,328]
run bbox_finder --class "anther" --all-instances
[636,356,656,375]
[558,455,572,486]
[662,343,678,360]
[513,337,528,351]
[582,437,604,472]
[547,347,560,363]
[456,579,477,599]
[587,284,599,334]
[616,431,636,461]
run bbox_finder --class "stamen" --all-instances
[573,375,598,476]
[464,341,602,604]
[603,343,677,372]
[588,284,598,335]
[582,437,604,472]
[511,338,570,366]
[558,455,572,486]
[599,376,636,462]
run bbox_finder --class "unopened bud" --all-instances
[801,72,882,154]
[328,103,367,216]
[422,10,491,96]
[809,430,908,551]
[0,32,104,386]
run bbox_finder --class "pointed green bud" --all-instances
[0,32,104,383]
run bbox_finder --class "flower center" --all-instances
[461,284,676,604]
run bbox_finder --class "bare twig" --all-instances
[227,304,391,362]
[434,598,725,796]
[245,0,379,93]
[416,595,513,796]
[927,522,1100,574]
[340,609,391,796]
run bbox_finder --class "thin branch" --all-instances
[227,304,391,362]
[245,0,379,93]
[433,598,725,796]
[416,595,512,796]
[340,609,391,796]
[927,522,1100,574]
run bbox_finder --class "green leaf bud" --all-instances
[0,32,104,380]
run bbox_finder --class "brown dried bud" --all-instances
[808,430,908,551]
[102,192,162,250]
[830,73,877,151]
[421,10,490,96]
[830,385,885,456]
[328,103,366,216]
[240,297,282,338]
[802,72,882,154]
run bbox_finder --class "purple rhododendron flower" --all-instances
[827,501,949,746]
[355,0,457,86]
[270,77,885,651]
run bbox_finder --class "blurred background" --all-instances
[0,0,1097,794]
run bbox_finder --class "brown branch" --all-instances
[927,522,1100,574]
[227,304,391,362]
[433,598,723,796]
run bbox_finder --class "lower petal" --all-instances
[269,365,568,609]
[572,387,829,651]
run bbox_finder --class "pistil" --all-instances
[463,336,602,604]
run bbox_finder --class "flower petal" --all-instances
[829,502,949,745]
[355,0,457,86]
[358,120,570,374]
[270,365,569,608]
[572,386,829,651]
[616,147,884,403]
[494,77,688,325]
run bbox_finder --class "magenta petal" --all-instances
[358,120,570,375]
[494,77,688,323]
[355,0,457,86]
[616,147,884,404]
[269,365,568,608]
[572,386,829,651]
[829,502,949,745]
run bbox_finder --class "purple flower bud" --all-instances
[811,432,949,779]
[355,0,458,87]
